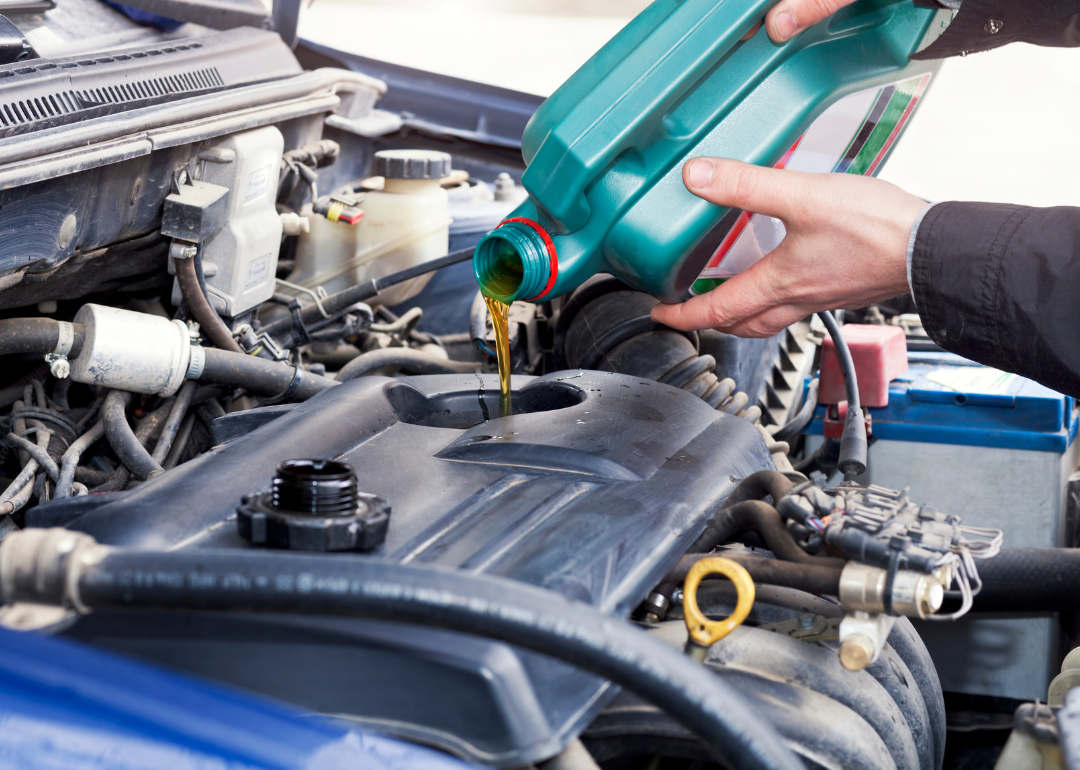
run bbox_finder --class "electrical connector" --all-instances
[313,194,364,225]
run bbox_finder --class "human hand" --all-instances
[650,157,926,337]
[762,0,859,42]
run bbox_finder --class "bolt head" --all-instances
[50,358,70,379]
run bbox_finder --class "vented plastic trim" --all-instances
[0,66,223,127]
[0,29,302,137]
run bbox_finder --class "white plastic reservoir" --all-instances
[291,149,452,307]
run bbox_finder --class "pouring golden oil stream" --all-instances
[483,295,512,418]
[479,238,526,419]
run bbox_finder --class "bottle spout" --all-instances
[473,217,556,303]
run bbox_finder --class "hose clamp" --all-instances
[169,241,198,260]
[52,321,74,356]
[44,321,75,379]
[261,364,305,405]
[186,345,206,380]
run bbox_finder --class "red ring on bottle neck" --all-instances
[500,217,557,302]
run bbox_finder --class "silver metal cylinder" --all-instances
[839,562,943,619]
[70,304,192,396]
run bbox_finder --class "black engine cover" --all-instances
[36,371,773,765]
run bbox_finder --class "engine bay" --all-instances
[0,2,1078,769]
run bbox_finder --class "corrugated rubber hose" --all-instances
[1,529,804,770]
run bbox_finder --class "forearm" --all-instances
[910,202,1080,397]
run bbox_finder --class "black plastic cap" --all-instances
[237,459,390,552]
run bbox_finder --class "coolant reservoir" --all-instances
[291,150,452,306]
[473,0,952,304]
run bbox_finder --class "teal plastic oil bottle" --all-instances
[473,0,951,304]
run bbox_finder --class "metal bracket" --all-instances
[276,279,332,320]
[838,611,896,671]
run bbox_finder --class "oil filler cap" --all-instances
[372,149,452,180]
[237,459,389,552]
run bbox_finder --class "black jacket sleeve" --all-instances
[911,202,1080,398]
[912,0,1080,59]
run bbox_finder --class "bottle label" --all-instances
[691,73,931,295]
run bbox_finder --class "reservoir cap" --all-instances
[374,149,452,180]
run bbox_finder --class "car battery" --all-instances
[805,352,1080,702]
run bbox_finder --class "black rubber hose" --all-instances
[724,471,794,508]
[689,500,845,568]
[74,466,112,487]
[199,348,339,400]
[647,473,809,615]
[935,548,1080,613]
[260,248,475,340]
[817,311,866,479]
[667,553,843,596]
[771,379,818,443]
[174,257,245,355]
[101,391,162,480]
[151,381,197,465]
[817,312,857,411]
[792,436,841,476]
[162,412,197,471]
[335,348,482,382]
[47,545,802,770]
[0,318,85,358]
[54,420,106,499]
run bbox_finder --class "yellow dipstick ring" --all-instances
[682,557,756,647]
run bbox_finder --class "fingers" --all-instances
[764,0,855,43]
[684,157,810,221]
[651,257,782,332]
[652,290,804,338]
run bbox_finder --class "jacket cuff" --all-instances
[910,201,1030,369]
[912,0,1080,60]
[907,203,936,297]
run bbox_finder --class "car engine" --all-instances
[0,2,1077,769]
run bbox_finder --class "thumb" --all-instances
[684,157,804,221]
[765,0,853,42]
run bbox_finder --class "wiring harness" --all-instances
[803,484,1002,620]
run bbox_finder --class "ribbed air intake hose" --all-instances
[554,278,760,420]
